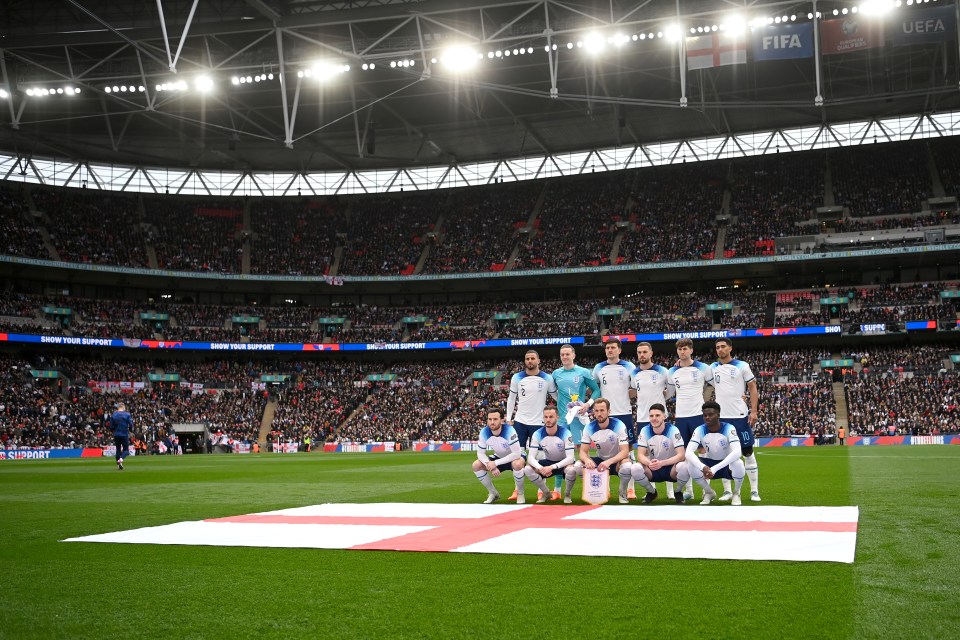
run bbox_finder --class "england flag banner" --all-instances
[686,33,747,70]
[752,23,815,61]
[64,503,859,563]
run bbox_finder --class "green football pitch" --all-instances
[1,447,958,640]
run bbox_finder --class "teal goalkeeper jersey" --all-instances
[551,365,600,423]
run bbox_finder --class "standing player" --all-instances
[683,401,746,505]
[505,350,558,500]
[631,341,675,496]
[471,409,527,504]
[712,338,761,502]
[592,337,637,497]
[109,402,133,470]
[524,407,575,502]
[562,398,634,504]
[668,337,714,500]
[551,344,600,497]
[631,403,686,504]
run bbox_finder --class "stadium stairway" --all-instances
[241,200,251,274]
[823,157,835,207]
[927,143,946,198]
[329,246,344,276]
[832,382,849,432]
[22,188,61,261]
[608,226,626,264]
[257,398,278,450]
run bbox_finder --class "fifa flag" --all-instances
[686,33,746,70]
[820,17,885,55]
[752,23,815,61]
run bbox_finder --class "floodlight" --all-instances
[439,46,480,71]
[664,24,682,41]
[0,89,7,99]
[582,32,605,53]
[860,0,895,14]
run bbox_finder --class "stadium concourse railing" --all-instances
[4,435,958,461]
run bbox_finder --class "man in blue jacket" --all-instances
[110,403,133,470]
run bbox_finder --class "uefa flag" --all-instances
[686,33,747,70]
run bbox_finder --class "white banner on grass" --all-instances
[65,503,859,563]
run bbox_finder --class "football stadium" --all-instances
[2,0,960,637]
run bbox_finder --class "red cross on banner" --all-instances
[686,33,747,70]
[65,503,859,563]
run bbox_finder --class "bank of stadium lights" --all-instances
[297,63,350,80]
[155,80,188,92]
[24,86,82,97]
[388,59,415,69]
[435,46,480,72]
[231,73,275,85]
[104,85,144,94]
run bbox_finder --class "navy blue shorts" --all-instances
[649,465,677,483]
[699,458,737,480]
[674,416,703,446]
[613,414,635,446]
[724,416,754,452]
[587,456,622,475]
[490,455,518,473]
[512,421,539,449]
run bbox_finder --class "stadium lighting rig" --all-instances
[297,61,351,80]
[103,85,144,94]
[23,86,82,97]
[231,73,276,85]
[11,0,940,103]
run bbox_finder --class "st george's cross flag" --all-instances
[65,503,859,563]
[686,32,747,70]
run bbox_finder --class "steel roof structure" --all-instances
[1,0,958,176]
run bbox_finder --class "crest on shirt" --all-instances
[651,374,658,383]
[572,375,581,384]
[537,381,544,391]
[692,371,699,380]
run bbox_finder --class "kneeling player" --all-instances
[524,407,575,503]
[631,403,686,504]
[563,398,633,504]
[471,409,526,504]
[683,401,746,505]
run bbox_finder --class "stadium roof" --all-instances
[1,0,958,174]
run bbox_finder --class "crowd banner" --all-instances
[0,448,102,460]
[0,324,865,353]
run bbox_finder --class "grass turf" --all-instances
[1,447,958,639]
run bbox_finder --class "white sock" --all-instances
[564,475,576,497]
[628,477,635,491]
[474,470,496,493]
[524,467,550,494]
[513,469,526,493]
[744,454,759,493]
[721,478,732,494]
[666,482,675,498]
[685,478,694,495]
[631,468,655,493]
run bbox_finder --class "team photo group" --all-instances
[472,337,762,506]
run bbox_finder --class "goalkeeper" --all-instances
[550,344,600,498]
